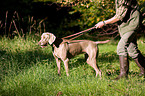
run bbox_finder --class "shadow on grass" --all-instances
[1,46,144,80]
[0,81,49,96]
[0,48,55,80]
[67,51,145,77]
[68,51,119,67]
[66,51,119,76]
[98,51,119,62]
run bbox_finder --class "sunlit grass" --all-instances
[0,36,145,96]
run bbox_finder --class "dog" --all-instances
[38,32,110,77]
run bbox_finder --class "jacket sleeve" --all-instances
[114,0,128,21]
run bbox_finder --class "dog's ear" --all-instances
[48,33,56,45]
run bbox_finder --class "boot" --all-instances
[115,55,129,80]
[134,53,145,76]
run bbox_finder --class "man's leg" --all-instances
[127,41,145,77]
[115,55,129,80]
[134,53,145,76]
[115,31,135,80]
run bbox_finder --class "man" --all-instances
[95,0,145,80]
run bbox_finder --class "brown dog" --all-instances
[38,32,110,77]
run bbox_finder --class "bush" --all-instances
[68,0,145,29]
[0,0,144,37]
[69,0,115,29]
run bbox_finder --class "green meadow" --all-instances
[0,36,145,96]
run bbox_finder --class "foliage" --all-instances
[67,0,145,29]
[0,0,144,37]
[69,0,115,29]
[32,0,145,30]
[31,0,145,38]
[0,36,145,95]
[138,0,145,23]
[33,0,144,34]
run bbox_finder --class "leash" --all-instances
[62,26,119,41]
[62,26,96,40]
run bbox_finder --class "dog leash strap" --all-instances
[62,26,96,39]
[69,33,84,41]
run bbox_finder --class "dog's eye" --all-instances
[43,36,46,39]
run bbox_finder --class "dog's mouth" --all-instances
[38,41,48,48]
[41,45,47,48]
[40,43,48,48]
[39,43,48,48]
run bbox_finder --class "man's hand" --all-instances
[95,21,105,29]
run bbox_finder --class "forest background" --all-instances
[0,0,145,39]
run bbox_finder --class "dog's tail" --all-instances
[95,40,110,44]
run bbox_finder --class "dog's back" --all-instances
[39,32,110,77]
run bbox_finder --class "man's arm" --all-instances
[95,16,120,28]
[95,0,128,28]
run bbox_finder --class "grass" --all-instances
[0,36,145,96]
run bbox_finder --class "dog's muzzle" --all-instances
[38,41,48,48]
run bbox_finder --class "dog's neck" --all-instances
[52,37,63,48]
[52,38,83,47]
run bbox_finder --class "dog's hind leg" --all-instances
[86,50,101,77]
[86,58,101,77]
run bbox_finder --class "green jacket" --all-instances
[114,0,140,36]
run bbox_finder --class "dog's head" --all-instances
[38,32,56,48]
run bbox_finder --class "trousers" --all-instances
[117,31,140,58]
[117,8,140,59]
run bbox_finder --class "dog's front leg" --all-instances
[56,58,61,76]
[63,58,69,76]
[53,53,61,76]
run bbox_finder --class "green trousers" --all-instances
[117,31,139,58]
[117,9,140,59]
